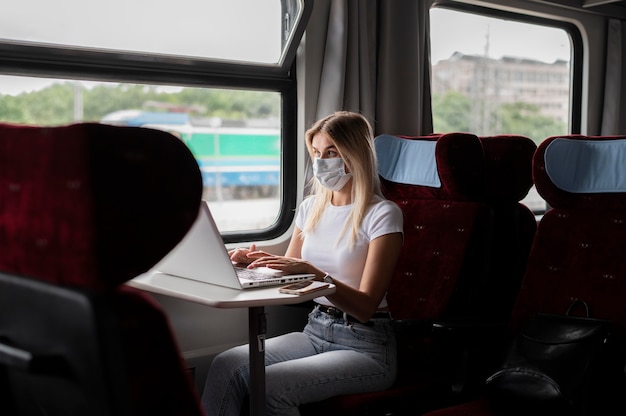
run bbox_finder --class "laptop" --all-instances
[153,201,316,289]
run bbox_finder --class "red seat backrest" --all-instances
[511,135,626,339]
[377,133,486,321]
[377,133,536,322]
[0,122,205,415]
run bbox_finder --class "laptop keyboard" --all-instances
[235,267,280,281]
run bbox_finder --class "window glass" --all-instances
[0,75,281,231]
[430,7,573,213]
[0,0,300,64]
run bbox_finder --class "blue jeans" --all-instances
[201,305,397,416]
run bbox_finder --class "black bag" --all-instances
[484,300,616,415]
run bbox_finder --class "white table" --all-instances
[127,272,336,416]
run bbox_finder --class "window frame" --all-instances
[431,1,583,216]
[0,1,312,243]
[431,1,583,135]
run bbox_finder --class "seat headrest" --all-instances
[375,134,441,187]
[535,135,626,209]
[0,122,203,290]
[374,133,485,201]
[480,135,536,202]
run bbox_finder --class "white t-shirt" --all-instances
[295,195,403,308]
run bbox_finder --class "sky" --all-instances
[0,4,572,96]
[0,0,281,96]
[430,8,571,64]
[0,0,280,60]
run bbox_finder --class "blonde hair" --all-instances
[302,111,382,248]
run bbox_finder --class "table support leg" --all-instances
[249,306,267,416]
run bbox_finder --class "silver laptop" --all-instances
[153,201,315,289]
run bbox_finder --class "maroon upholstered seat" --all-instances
[300,133,536,416]
[0,123,205,415]
[423,134,626,416]
[470,135,537,321]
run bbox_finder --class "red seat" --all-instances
[0,123,205,416]
[300,133,536,415]
[471,135,537,321]
[423,134,626,416]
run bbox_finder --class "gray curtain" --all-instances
[601,18,626,135]
[301,0,433,136]
[301,3,626,141]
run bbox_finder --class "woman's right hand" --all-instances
[229,244,274,265]
[228,244,258,264]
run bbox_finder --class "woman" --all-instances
[202,111,404,416]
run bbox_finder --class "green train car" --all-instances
[102,110,281,200]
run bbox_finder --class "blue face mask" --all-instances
[313,157,352,191]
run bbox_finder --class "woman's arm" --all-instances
[246,228,404,323]
[247,227,328,279]
[323,232,403,323]
[283,227,304,259]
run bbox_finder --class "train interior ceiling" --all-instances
[537,0,626,17]
[4,0,626,415]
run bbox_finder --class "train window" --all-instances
[0,1,311,241]
[0,0,306,66]
[0,75,282,232]
[430,6,576,214]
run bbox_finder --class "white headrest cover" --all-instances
[374,134,441,187]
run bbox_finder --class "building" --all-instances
[432,52,570,126]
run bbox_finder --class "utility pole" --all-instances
[73,81,83,121]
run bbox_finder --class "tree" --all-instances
[0,94,26,122]
[432,91,567,142]
[495,102,567,144]
[0,81,281,125]
[432,91,472,133]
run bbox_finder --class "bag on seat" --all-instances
[484,300,615,415]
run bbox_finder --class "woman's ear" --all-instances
[343,157,352,173]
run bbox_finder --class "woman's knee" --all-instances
[205,346,251,397]
[209,346,250,381]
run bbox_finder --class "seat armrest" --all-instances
[391,319,434,337]
[432,319,508,339]
[0,339,70,376]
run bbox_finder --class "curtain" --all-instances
[301,0,434,136]
[601,19,626,135]
[299,0,433,192]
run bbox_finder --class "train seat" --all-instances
[422,134,626,416]
[300,133,536,416]
[472,135,537,320]
[0,123,205,415]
